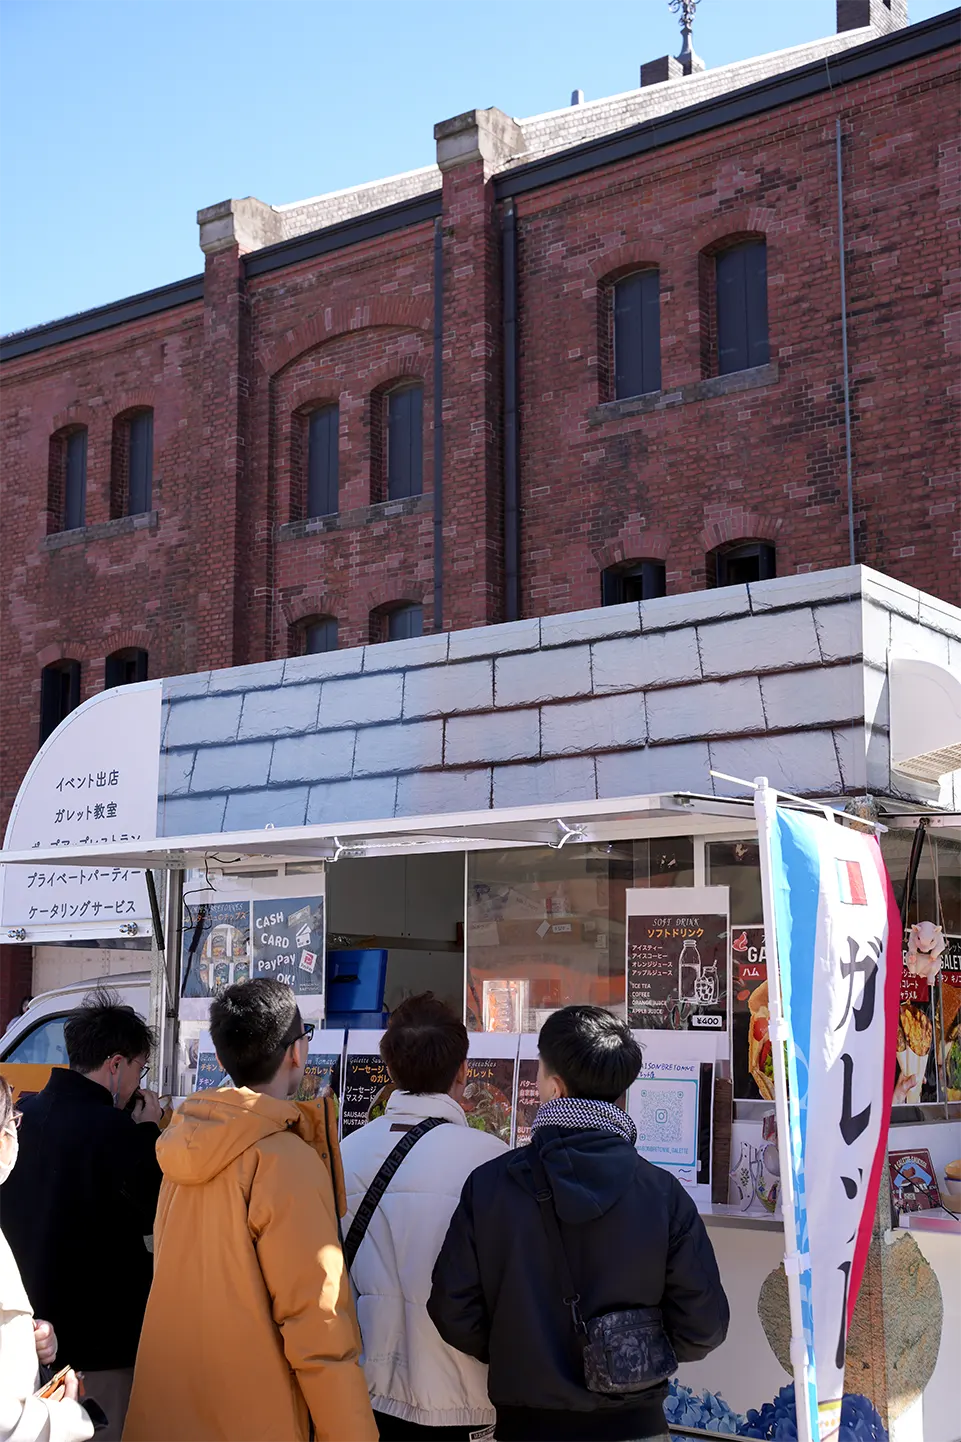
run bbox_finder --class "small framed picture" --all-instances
[888,1148,942,1218]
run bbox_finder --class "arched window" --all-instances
[388,604,423,641]
[110,410,154,518]
[39,660,81,744]
[304,617,338,655]
[48,427,87,532]
[387,384,423,500]
[601,560,666,606]
[306,405,339,518]
[708,541,776,588]
[716,240,769,375]
[613,271,661,399]
[105,648,148,688]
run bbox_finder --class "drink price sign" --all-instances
[625,887,729,1038]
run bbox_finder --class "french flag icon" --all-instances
[836,857,868,905]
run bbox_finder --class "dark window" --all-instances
[387,385,423,500]
[716,241,769,375]
[64,430,87,531]
[601,561,667,605]
[105,648,148,689]
[305,618,338,654]
[307,406,339,518]
[712,542,776,588]
[613,271,661,399]
[388,604,423,641]
[39,661,81,744]
[127,411,153,515]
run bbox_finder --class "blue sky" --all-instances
[0,0,949,334]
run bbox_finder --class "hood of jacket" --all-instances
[158,1087,326,1187]
[507,1125,639,1225]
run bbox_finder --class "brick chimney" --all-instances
[837,0,909,34]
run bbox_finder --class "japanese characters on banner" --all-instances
[762,803,902,1441]
[0,682,162,939]
[514,1035,540,1148]
[341,1032,391,1138]
[625,887,730,1045]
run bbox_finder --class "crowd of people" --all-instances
[0,983,729,1442]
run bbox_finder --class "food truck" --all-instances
[2,564,959,1441]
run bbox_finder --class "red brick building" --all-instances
[1,2,958,1017]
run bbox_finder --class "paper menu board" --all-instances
[195,1031,229,1092]
[730,926,770,1100]
[181,900,251,1001]
[296,1029,343,1105]
[898,930,939,1103]
[628,1031,715,1205]
[939,936,961,1102]
[464,1033,518,1144]
[252,895,325,999]
[340,1032,390,1138]
[625,888,729,1049]
[514,1035,540,1148]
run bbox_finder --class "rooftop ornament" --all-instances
[669,0,705,74]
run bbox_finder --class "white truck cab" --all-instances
[0,973,150,1067]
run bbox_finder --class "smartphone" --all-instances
[37,1364,72,1401]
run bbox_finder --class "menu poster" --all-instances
[888,1149,942,1218]
[464,1033,518,1144]
[731,927,770,1101]
[195,1030,230,1092]
[898,930,938,1104]
[938,936,961,1102]
[626,888,729,1040]
[252,895,325,999]
[296,1030,344,1106]
[514,1036,540,1147]
[181,899,251,1003]
[340,1031,390,1139]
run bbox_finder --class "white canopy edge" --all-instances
[0,792,759,874]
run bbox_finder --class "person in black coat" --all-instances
[428,1007,729,1442]
[2,988,163,1441]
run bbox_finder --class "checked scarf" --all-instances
[531,1095,637,1146]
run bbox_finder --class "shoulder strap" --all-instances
[344,1115,449,1270]
[527,1148,587,1337]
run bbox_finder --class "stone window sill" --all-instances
[588,361,780,424]
[41,510,159,551]
[277,490,432,541]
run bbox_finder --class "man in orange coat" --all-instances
[123,980,375,1442]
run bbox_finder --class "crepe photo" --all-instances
[748,980,774,1102]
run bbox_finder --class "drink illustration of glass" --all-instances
[678,937,718,1005]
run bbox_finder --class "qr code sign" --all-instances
[635,1088,686,1144]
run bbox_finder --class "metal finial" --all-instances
[669,0,704,75]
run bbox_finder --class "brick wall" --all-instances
[1,30,958,1022]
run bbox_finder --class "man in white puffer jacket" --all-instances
[341,994,506,1441]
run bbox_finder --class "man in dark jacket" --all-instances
[428,1006,729,1442]
[2,988,162,1440]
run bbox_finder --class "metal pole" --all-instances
[754,779,820,1442]
[836,118,856,568]
[433,217,444,632]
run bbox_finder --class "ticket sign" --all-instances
[625,887,729,1036]
[1,683,162,940]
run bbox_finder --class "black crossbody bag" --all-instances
[344,1116,449,1269]
[528,1149,678,1396]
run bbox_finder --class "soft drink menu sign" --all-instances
[625,887,729,1037]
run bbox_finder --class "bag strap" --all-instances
[528,1149,587,1337]
[344,1115,449,1270]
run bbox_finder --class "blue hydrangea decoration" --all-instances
[737,1384,888,1442]
[664,1381,887,1442]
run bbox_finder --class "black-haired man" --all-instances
[341,993,506,1439]
[428,1006,729,1442]
[124,978,374,1442]
[3,988,163,1439]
